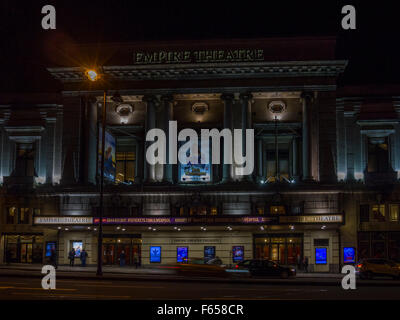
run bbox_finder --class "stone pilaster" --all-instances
[161,95,174,183]
[221,93,234,182]
[239,92,253,181]
[143,95,158,183]
[301,92,314,181]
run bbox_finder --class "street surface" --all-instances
[0,275,399,300]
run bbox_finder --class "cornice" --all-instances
[47,60,348,83]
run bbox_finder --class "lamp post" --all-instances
[85,69,105,276]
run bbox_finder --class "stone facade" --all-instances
[0,38,399,271]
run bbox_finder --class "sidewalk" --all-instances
[0,263,399,286]
[0,263,341,277]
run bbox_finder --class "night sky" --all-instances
[1,0,399,92]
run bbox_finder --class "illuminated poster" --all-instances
[150,246,161,263]
[315,248,327,264]
[98,127,116,181]
[177,247,188,263]
[45,242,56,257]
[232,246,244,262]
[204,246,215,262]
[72,241,82,257]
[179,140,211,182]
[343,247,356,264]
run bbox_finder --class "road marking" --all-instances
[77,284,165,289]
[0,286,77,291]
[10,292,131,299]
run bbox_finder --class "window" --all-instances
[360,204,370,222]
[19,208,30,224]
[115,147,136,184]
[189,207,207,216]
[266,148,289,182]
[210,207,218,215]
[368,137,389,173]
[372,204,385,222]
[15,143,35,176]
[178,207,186,216]
[390,204,399,222]
[6,207,16,224]
[270,205,286,215]
[115,138,136,184]
[131,207,139,217]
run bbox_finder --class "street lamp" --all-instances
[85,68,105,276]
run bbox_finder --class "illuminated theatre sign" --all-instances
[34,216,93,225]
[93,216,277,225]
[279,215,344,224]
[133,48,264,65]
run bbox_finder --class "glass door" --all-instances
[103,244,115,265]
[271,244,279,262]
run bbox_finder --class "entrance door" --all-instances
[103,244,115,265]
[132,244,141,265]
[116,244,131,265]
[271,244,279,262]
[20,244,32,263]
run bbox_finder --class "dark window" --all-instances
[131,207,139,216]
[15,143,35,176]
[266,149,290,182]
[368,137,389,173]
[360,204,370,222]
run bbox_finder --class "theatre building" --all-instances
[0,37,398,272]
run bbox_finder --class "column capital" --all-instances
[220,93,235,102]
[300,91,315,102]
[160,94,174,103]
[239,92,253,102]
[142,95,159,104]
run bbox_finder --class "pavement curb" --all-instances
[1,270,400,287]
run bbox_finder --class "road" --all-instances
[0,275,399,300]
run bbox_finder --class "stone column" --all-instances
[301,92,314,181]
[239,93,253,181]
[45,118,56,184]
[161,95,174,183]
[336,102,346,180]
[143,95,158,183]
[344,111,356,181]
[221,93,234,182]
[257,138,264,182]
[292,136,298,180]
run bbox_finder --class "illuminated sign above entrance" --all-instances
[93,216,277,225]
[133,49,264,65]
[279,215,343,224]
[34,216,93,225]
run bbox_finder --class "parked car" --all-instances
[236,259,296,279]
[356,258,400,280]
[173,258,229,278]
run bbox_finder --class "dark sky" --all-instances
[1,0,399,92]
